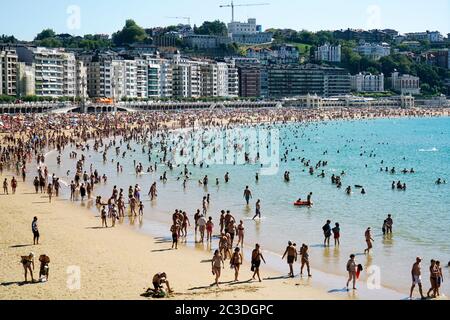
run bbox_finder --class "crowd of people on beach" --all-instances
[0,106,449,299]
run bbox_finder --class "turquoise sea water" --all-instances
[45,116,450,297]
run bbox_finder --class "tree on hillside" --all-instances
[35,29,56,41]
[0,35,18,44]
[194,20,228,36]
[112,19,148,46]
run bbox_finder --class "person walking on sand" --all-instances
[101,205,108,228]
[32,217,39,245]
[322,220,332,247]
[211,249,224,287]
[243,186,252,205]
[219,210,225,233]
[181,212,191,237]
[300,244,312,277]
[346,254,357,290]
[237,220,245,247]
[409,257,426,300]
[282,241,297,277]
[364,227,374,254]
[170,223,179,249]
[253,199,261,220]
[251,243,266,282]
[3,178,8,194]
[230,247,243,282]
[436,261,443,297]
[47,183,53,203]
[427,260,439,298]
[21,252,35,283]
[197,214,207,243]
[11,176,17,194]
[206,217,214,242]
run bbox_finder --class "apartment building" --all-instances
[267,64,351,97]
[0,48,18,96]
[227,18,273,45]
[172,56,203,98]
[246,44,299,65]
[144,56,173,98]
[405,31,444,43]
[355,42,391,60]
[15,46,77,97]
[237,63,261,97]
[226,60,239,98]
[351,73,385,92]
[315,43,342,63]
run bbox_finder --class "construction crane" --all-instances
[219,1,269,22]
[166,16,191,26]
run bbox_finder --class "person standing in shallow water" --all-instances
[364,227,374,254]
[332,223,340,246]
[253,199,261,220]
[322,220,332,247]
[243,186,252,205]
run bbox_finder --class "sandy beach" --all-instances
[0,171,340,300]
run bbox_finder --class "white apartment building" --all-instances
[0,49,18,96]
[246,44,299,65]
[135,59,148,99]
[201,62,230,97]
[227,18,273,45]
[172,55,203,98]
[227,60,239,97]
[355,42,391,60]
[16,47,77,97]
[315,43,342,62]
[228,18,258,35]
[391,71,420,95]
[351,73,384,92]
[144,56,173,98]
[405,31,444,43]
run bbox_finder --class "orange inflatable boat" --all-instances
[294,201,312,206]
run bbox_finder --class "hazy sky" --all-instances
[1,0,449,40]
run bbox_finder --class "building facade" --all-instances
[315,43,341,62]
[0,48,18,96]
[16,47,78,97]
[227,18,273,45]
[355,42,391,60]
[267,64,351,98]
[351,73,384,92]
[391,72,420,95]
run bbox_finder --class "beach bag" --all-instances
[356,264,364,279]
